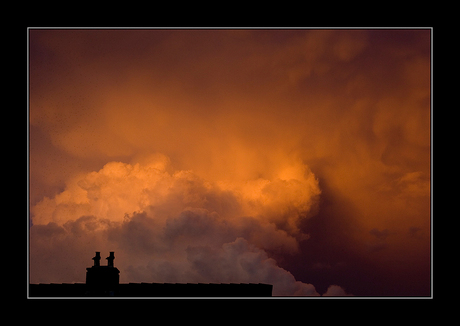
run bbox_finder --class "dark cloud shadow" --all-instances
[275,171,430,296]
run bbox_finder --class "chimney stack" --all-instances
[106,252,115,267]
[86,251,120,295]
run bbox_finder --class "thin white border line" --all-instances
[430,27,434,299]
[27,27,30,299]
[27,27,433,30]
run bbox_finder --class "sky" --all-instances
[29,28,431,296]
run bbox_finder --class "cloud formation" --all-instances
[29,29,430,296]
[30,154,325,295]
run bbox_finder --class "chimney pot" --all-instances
[106,252,115,267]
[92,252,101,267]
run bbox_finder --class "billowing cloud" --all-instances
[30,154,323,295]
[124,237,320,296]
[29,29,431,296]
[32,153,319,240]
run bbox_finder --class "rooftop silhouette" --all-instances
[29,251,273,297]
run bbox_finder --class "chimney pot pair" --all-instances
[92,251,115,267]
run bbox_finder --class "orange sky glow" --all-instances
[29,28,431,296]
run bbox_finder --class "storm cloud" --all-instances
[30,154,324,295]
[29,29,431,296]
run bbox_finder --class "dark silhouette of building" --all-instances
[29,252,273,297]
[85,252,120,295]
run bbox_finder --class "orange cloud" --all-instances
[30,153,323,294]
[29,29,431,296]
